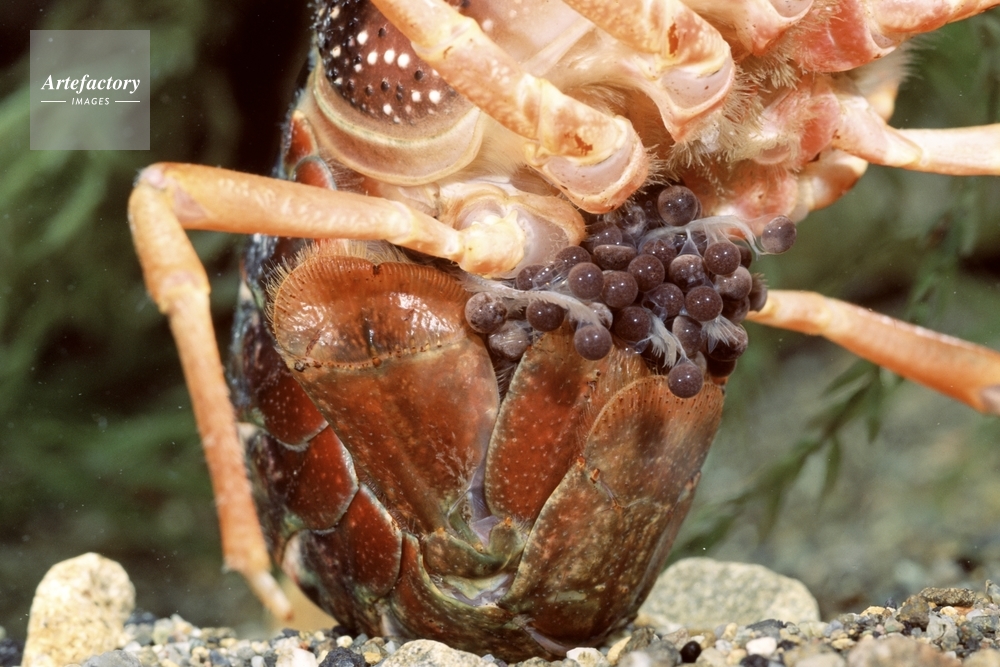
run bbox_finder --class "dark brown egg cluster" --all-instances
[464,185,797,399]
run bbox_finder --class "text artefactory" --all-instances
[40,74,141,95]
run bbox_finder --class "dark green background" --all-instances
[2,0,999,641]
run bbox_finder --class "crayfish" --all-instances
[128,0,1000,659]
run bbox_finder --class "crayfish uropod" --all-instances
[128,0,1000,660]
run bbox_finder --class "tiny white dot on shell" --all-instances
[393,116,401,124]
[354,64,362,72]
[482,19,494,32]
[331,46,341,58]
[357,30,368,46]
[333,77,343,86]
[383,103,392,115]
[367,51,378,65]
[330,5,340,19]
[384,49,395,64]
[397,53,410,68]
[428,89,441,104]
[411,91,421,102]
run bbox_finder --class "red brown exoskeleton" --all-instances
[128,0,1000,660]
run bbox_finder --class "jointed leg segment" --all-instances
[370,0,648,212]
[834,96,1000,176]
[747,290,1000,416]
[135,163,528,276]
[128,178,292,620]
[561,0,734,134]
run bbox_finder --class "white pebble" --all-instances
[567,647,610,667]
[336,636,353,648]
[22,554,135,667]
[276,647,318,667]
[617,652,651,667]
[251,656,265,667]
[605,635,631,665]
[745,636,777,657]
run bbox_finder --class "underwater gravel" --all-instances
[33,583,1000,667]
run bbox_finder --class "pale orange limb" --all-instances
[795,150,870,219]
[834,96,1000,175]
[746,290,1000,416]
[869,0,1000,37]
[128,179,292,620]
[787,1,1000,72]
[683,0,813,54]
[133,163,528,275]
[370,0,648,213]
[560,0,734,136]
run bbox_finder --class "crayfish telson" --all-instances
[129,0,1000,659]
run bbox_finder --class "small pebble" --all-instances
[678,641,700,663]
[277,648,318,667]
[565,648,609,667]
[23,554,135,667]
[0,638,24,667]
[744,637,776,658]
[82,650,143,667]
[319,648,363,667]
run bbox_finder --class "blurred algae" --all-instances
[1,0,308,637]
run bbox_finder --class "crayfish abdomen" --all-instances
[230,235,723,659]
